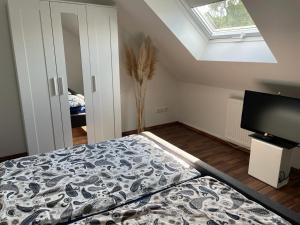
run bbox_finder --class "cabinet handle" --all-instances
[58,77,64,95]
[92,76,97,92]
[51,77,59,96]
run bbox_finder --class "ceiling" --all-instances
[115,0,300,97]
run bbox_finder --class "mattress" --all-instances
[71,176,291,225]
[70,106,86,115]
[0,135,200,224]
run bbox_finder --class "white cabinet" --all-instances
[8,0,121,155]
[248,138,293,188]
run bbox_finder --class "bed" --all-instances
[71,176,291,225]
[68,89,86,128]
[0,133,299,225]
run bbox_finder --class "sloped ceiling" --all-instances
[116,0,300,96]
[63,0,113,5]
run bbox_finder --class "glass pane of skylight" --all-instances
[193,0,258,36]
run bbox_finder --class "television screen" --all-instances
[241,90,300,144]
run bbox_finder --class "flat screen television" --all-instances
[241,90,300,146]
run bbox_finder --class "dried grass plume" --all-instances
[125,35,157,133]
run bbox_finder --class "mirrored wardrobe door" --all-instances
[50,2,95,147]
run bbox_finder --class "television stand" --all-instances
[248,135,296,188]
[249,133,297,149]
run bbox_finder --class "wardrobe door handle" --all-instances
[58,77,64,95]
[92,76,97,92]
[51,77,59,96]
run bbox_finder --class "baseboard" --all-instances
[178,122,250,153]
[122,121,180,136]
[0,152,27,163]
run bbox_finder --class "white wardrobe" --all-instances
[8,0,121,155]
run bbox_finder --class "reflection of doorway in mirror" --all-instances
[61,13,87,145]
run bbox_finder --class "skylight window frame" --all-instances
[184,0,261,40]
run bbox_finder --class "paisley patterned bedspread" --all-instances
[0,135,200,225]
[71,176,291,225]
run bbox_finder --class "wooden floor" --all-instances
[147,123,300,214]
[72,127,87,145]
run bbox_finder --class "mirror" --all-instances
[61,13,87,145]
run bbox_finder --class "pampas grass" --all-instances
[125,35,157,133]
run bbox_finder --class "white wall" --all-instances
[203,40,276,63]
[177,82,300,169]
[120,62,178,132]
[291,149,300,169]
[0,0,26,157]
[117,3,179,132]
[178,82,243,139]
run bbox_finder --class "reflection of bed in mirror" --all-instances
[68,88,86,128]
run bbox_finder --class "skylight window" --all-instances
[191,0,260,39]
[145,0,277,63]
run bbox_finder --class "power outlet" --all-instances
[156,107,168,113]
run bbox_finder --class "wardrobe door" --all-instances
[50,2,95,146]
[40,1,65,149]
[87,6,122,142]
[8,0,55,155]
